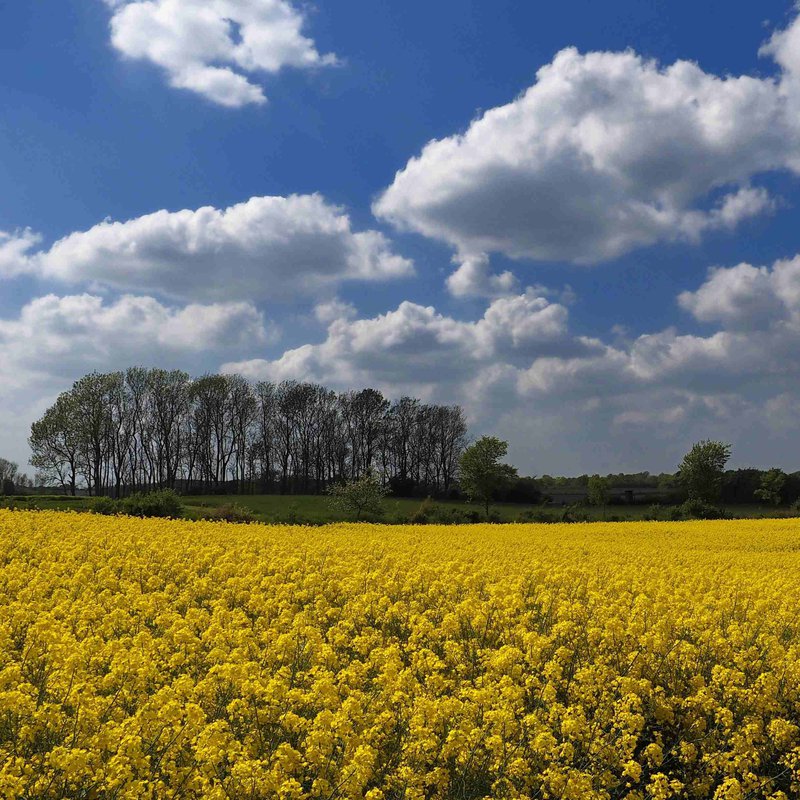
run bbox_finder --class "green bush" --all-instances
[409,497,435,524]
[431,506,482,525]
[200,504,256,524]
[459,508,483,524]
[515,508,557,523]
[407,500,484,525]
[679,499,729,520]
[91,496,121,515]
[327,475,388,521]
[559,504,590,523]
[644,503,663,521]
[121,489,183,518]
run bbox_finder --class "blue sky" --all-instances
[2,0,800,475]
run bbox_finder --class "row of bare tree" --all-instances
[29,369,468,497]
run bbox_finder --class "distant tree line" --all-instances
[28,369,468,498]
[539,466,800,506]
[539,471,677,490]
[0,457,34,495]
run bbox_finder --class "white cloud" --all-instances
[679,255,800,329]
[0,292,274,467]
[0,292,269,393]
[761,6,800,122]
[313,297,357,324]
[0,229,42,278]
[6,262,800,473]
[223,288,582,390]
[446,254,519,298]
[221,251,800,472]
[375,12,800,284]
[104,0,337,107]
[2,194,413,302]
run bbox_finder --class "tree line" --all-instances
[28,369,468,498]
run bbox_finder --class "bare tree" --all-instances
[0,457,18,494]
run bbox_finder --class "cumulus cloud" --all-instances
[220,250,800,472]
[504,254,800,463]
[375,12,800,285]
[446,254,519,298]
[679,263,784,330]
[0,292,274,466]
[0,293,270,389]
[0,229,42,278]
[104,0,337,107]
[313,297,357,324]
[223,288,584,390]
[679,255,800,329]
[1,194,413,302]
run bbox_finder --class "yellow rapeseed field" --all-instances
[0,511,799,799]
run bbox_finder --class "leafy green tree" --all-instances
[328,474,389,521]
[678,440,732,504]
[459,436,518,516]
[29,393,83,495]
[755,468,786,506]
[587,474,610,518]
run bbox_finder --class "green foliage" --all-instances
[678,440,732,503]
[644,503,664,521]
[200,503,256,524]
[538,471,675,489]
[284,502,301,525]
[91,496,121,515]
[679,499,730,520]
[515,507,558,523]
[559,504,590,523]
[587,475,610,508]
[409,497,435,524]
[409,498,483,525]
[327,475,389,521]
[754,468,786,506]
[459,436,518,515]
[121,489,183,518]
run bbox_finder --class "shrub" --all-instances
[409,497,435,524]
[462,508,483,524]
[407,502,485,525]
[121,489,183,519]
[91,496,121,515]
[200,504,256,524]
[644,503,663,521]
[435,506,482,525]
[515,508,557,523]
[679,499,730,520]
[328,475,388,521]
[560,504,590,523]
[284,502,301,525]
